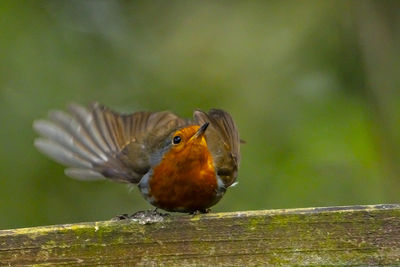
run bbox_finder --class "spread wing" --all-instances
[33,102,185,183]
[193,109,240,187]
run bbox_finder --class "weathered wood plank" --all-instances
[0,204,399,266]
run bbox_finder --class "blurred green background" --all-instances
[1,1,399,230]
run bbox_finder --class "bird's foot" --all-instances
[112,209,169,224]
[190,208,211,216]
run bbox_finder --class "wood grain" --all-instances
[0,204,399,266]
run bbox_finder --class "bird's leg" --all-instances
[202,208,211,213]
[190,208,211,216]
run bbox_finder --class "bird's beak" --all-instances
[192,122,209,139]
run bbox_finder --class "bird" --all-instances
[33,102,241,213]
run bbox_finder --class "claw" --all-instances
[190,208,211,216]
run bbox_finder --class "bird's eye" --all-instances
[173,135,181,144]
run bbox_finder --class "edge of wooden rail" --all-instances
[1,204,399,265]
[2,203,398,233]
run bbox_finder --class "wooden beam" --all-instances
[1,204,399,265]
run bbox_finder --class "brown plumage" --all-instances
[33,102,241,212]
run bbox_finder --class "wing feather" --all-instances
[34,102,184,183]
[194,109,240,187]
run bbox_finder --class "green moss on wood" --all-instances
[0,204,399,265]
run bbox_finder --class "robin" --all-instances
[33,103,240,213]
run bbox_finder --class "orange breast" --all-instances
[149,141,217,212]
